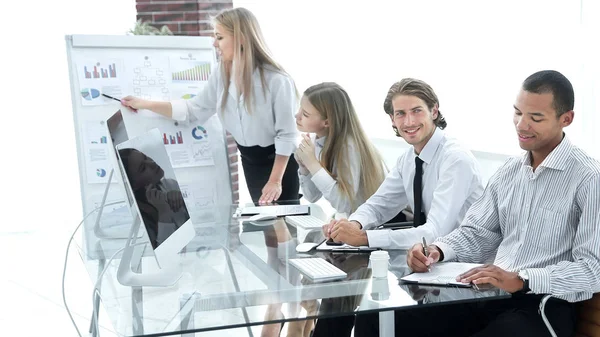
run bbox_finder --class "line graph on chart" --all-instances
[192,142,212,161]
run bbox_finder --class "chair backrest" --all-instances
[574,293,600,337]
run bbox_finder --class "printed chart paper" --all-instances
[127,54,171,118]
[75,57,125,106]
[82,120,113,184]
[160,123,214,168]
[180,183,216,224]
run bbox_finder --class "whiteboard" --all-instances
[65,35,233,258]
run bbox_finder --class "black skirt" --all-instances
[236,143,299,204]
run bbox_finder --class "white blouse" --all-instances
[171,64,299,156]
[300,135,365,216]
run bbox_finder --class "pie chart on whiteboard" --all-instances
[192,126,208,140]
[81,88,101,101]
[96,168,106,177]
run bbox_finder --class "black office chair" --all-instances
[377,209,426,230]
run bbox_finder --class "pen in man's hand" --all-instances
[102,93,121,103]
[422,237,430,272]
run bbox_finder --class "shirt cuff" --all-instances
[349,213,372,230]
[311,168,336,191]
[274,139,296,156]
[334,212,348,220]
[433,241,457,262]
[366,230,390,248]
[170,99,189,121]
[298,166,311,177]
[527,268,551,294]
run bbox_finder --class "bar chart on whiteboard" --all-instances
[76,58,124,106]
[159,123,215,168]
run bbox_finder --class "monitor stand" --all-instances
[117,214,183,287]
[93,169,136,239]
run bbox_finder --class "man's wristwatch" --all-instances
[517,270,531,293]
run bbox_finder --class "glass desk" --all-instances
[71,203,509,337]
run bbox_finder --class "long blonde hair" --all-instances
[304,82,387,212]
[213,7,291,114]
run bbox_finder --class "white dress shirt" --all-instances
[300,136,364,215]
[171,64,299,156]
[435,135,600,302]
[349,128,484,249]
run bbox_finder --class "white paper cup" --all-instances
[371,277,390,300]
[370,250,390,278]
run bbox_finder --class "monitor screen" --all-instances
[116,129,191,250]
[105,110,134,206]
[107,110,129,147]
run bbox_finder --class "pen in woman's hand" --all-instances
[102,93,121,103]
[422,237,431,272]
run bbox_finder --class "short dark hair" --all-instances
[383,78,447,130]
[522,70,574,117]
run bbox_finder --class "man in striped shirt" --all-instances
[355,70,600,337]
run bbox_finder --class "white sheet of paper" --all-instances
[75,57,125,106]
[241,205,309,216]
[400,262,483,286]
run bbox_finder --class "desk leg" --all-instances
[379,310,394,337]
[132,286,144,335]
[223,248,254,337]
[180,293,195,337]
[89,256,106,337]
[90,292,101,337]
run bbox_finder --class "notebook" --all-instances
[400,262,483,287]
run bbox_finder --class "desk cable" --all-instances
[90,243,143,337]
[61,201,125,337]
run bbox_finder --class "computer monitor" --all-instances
[107,110,129,148]
[115,128,195,286]
[91,110,134,239]
[105,110,134,207]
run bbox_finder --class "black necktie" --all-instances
[413,156,424,227]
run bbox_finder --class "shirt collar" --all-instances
[416,128,445,164]
[227,62,262,102]
[315,135,326,149]
[521,133,572,170]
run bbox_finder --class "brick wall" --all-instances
[135,0,239,203]
[136,0,233,36]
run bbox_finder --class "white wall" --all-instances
[372,138,509,187]
[2,0,136,233]
[236,0,600,157]
[4,0,599,234]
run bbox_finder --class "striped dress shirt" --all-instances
[435,135,600,302]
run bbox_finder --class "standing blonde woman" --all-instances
[294,82,387,217]
[122,7,299,204]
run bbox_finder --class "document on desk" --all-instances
[400,262,483,287]
[240,204,310,216]
[315,240,378,253]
